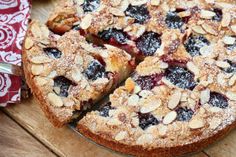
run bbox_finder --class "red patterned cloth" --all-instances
[0,0,31,106]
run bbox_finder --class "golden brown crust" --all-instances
[78,120,236,157]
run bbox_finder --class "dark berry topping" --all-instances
[134,73,163,90]
[165,11,184,29]
[209,92,228,109]
[212,8,223,22]
[165,66,197,90]
[125,5,150,24]
[99,102,114,117]
[222,60,236,73]
[176,107,194,121]
[184,35,210,57]
[98,28,129,44]
[138,113,159,130]
[54,76,73,97]
[82,0,100,12]
[72,25,80,31]
[84,60,107,80]
[136,31,161,56]
[227,43,236,51]
[43,47,62,59]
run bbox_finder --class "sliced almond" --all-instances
[209,117,222,130]
[187,62,200,76]
[223,36,235,45]
[226,91,236,101]
[31,64,44,75]
[75,55,83,65]
[231,25,236,34]
[215,2,234,9]
[34,77,48,86]
[107,119,122,126]
[24,37,34,49]
[109,7,125,16]
[136,134,153,145]
[229,74,236,86]
[221,11,231,27]
[72,69,82,82]
[133,85,141,94]
[115,131,127,141]
[139,90,153,98]
[159,61,168,69]
[80,14,93,29]
[200,45,213,57]
[178,10,191,18]
[48,93,63,107]
[189,119,204,129]
[140,100,161,113]
[76,0,84,5]
[192,25,206,34]
[202,23,218,35]
[30,56,51,64]
[129,0,147,6]
[209,106,222,113]
[215,61,231,68]
[125,78,135,93]
[200,10,216,19]
[150,0,160,6]
[168,90,182,109]
[158,124,168,136]
[163,111,177,125]
[127,94,140,106]
[200,89,210,105]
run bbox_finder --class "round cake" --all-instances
[23,0,236,156]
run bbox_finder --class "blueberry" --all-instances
[134,73,163,90]
[54,76,73,97]
[176,107,194,121]
[99,102,114,117]
[138,113,159,130]
[222,60,236,73]
[136,31,161,56]
[125,5,150,24]
[84,60,107,80]
[184,35,210,57]
[165,66,197,90]
[72,25,80,31]
[165,11,184,29]
[82,0,100,12]
[225,37,236,51]
[98,28,129,44]
[209,92,228,109]
[212,8,223,22]
[43,47,62,59]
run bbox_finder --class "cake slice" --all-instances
[77,55,236,156]
[23,20,135,127]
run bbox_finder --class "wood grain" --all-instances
[0,111,55,157]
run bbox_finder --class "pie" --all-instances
[23,0,236,156]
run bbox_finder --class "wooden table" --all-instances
[1,1,236,156]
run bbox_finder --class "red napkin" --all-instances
[0,0,31,106]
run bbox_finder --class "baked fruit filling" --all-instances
[23,21,135,126]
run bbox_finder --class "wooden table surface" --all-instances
[1,0,236,156]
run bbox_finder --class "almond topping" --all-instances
[192,25,206,34]
[72,69,82,82]
[215,61,231,68]
[150,0,160,6]
[24,37,34,49]
[125,78,135,93]
[226,91,236,101]
[189,119,204,129]
[140,100,161,113]
[168,90,182,109]
[163,111,177,125]
[136,134,153,145]
[200,89,210,105]
[187,62,200,76]
[223,36,235,45]
[35,77,48,86]
[115,131,127,141]
[48,93,63,107]
[127,94,140,106]
[109,7,125,16]
[80,14,93,29]
[129,0,147,6]
[231,25,236,34]
[209,117,222,130]
[30,56,51,64]
[139,90,153,98]
[31,64,44,75]
[229,74,236,86]
[200,10,216,19]
[221,11,231,27]
[202,23,218,35]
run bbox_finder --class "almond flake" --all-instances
[76,0,84,5]
[178,10,191,18]
[221,11,231,27]
[133,85,141,94]
[127,94,139,106]
[150,0,160,6]
[200,10,216,19]
[107,119,122,126]
[125,78,135,93]
[24,37,34,49]
[192,25,206,34]
[187,62,200,76]
[215,61,231,68]
[200,45,213,57]
[231,25,236,34]
[111,0,122,6]
[159,61,168,69]
[109,7,125,16]
[35,77,48,86]
[136,134,153,145]
[209,117,222,130]
[209,106,222,112]
[30,56,51,64]
[202,23,218,35]
[189,119,204,129]
[168,90,182,109]
[115,131,127,141]
[129,0,147,6]
[72,69,82,82]
[47,71,57,78]
[200,89,210,105]
[75,55,84,65]
[158,124,167,136]
[139,90,153,98]
[80,14,93,29]
[229,74,236,86]
[140,100,161,113]
[216,2,234,9]
[31,64,44,75]
[119,0,129,11]
[163,111,177,125]
[226,91,236,101]
[48,93,63,107]
[223,36,235,45]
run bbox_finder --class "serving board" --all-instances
[3,0,236,156]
